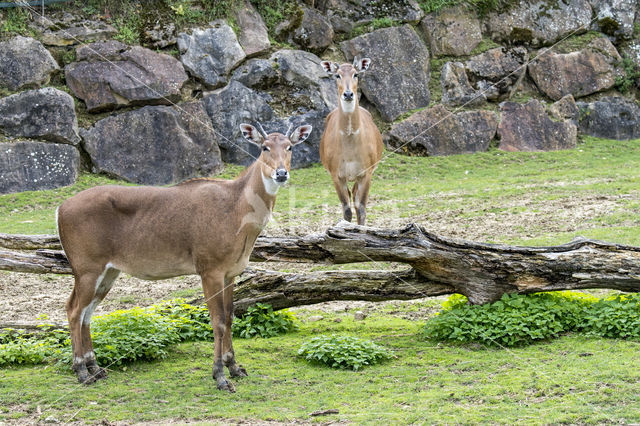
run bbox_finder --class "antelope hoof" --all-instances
[217,378,236,393]
[343,207,352,222]
[88,366,108,380]
[229,364,248,378]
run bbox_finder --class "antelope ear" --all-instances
[354,57,371,72]
[239,123,263,146]
[289,125,312,145]
[320,61,339,75]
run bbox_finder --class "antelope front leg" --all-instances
[201,271,235,392]
[332,176,352,222]
[353,174,373,225]
[222,278,247,378]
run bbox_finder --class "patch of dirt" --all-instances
[0,186,637,325]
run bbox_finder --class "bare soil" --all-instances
[0,189,636,325]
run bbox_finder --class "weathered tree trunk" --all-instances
[2,223,640,308]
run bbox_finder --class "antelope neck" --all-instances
[339,104,361,137]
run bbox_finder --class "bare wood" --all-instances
[0,249,72,274]
[4,223,640,306]
[0,233,61,250]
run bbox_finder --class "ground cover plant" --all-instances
[1,138,640,423]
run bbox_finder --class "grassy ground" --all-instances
[1,306,640,424]
[1,137,640,423]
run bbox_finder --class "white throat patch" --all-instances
[341,98,356,113]
[262,171,281,196]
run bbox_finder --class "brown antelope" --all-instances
[320,57,383,225]
[57,122,311,392]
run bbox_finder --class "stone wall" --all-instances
[0,0,638,193]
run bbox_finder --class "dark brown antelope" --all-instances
[320,57,383,225]
[57,122,311,392]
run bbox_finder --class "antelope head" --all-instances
[240,122,312,192]
[321,57,371,113]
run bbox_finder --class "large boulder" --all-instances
[528,37,622,100]
[0,36,59,91]
[202,80,275,166]
[0,88,80,145]
[419,6,482,57]
[177,20,246,89]
[484,0,592,46]
[549,94,579,121]
[465,47,528,101]
[341,25,430,122]
[234,1,270,57]
[576,96,640,140]
[270,49,338,111]
[82,102,223,185]
[231,58,279,90]
[317,0,423,33]
[441,62,486,107]
[291,6,334,53]
[0,141,80,194]
[589,0,636,40]
[65,40,188,112]
[385,105,498,156]
[498,99,577,152]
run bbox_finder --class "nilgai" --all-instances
[57,122,311,392]
[320,57,383,225]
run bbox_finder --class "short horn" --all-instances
[285,124,293,139]
[255,122,269,140]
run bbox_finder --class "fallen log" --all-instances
[2,223,640,306]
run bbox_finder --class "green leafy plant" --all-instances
[298,334,393,370]
[153,299,214,341]
[1,7,32,35]
[0,327,68,366]
[579,293,640,339]
[232,303,298,338]
[424,292,594,347]
[88,307,180,366]
[615,55,640,94]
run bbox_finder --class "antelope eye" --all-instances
[262,145,270,152]
[335,74,341,80]
[354,73,359,79]
[286,145,292,151]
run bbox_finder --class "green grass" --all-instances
[2,137,640,423]
[2,308,640,423]
[2,137,640,247]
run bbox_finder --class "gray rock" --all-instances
[498,99,577,152]
[65,42,188,112]
[484,0,592,46]
[143,22,177,48]
[465,47,528,101]
[82,102,223,185]
[576,96,640,140]
[292,6,334,53]
[549,94,579,121]
[271,49,338,110]
[177,21,246,89]
[589,0,636,40]
[202,80,274,166]
[0,36,59,91]
[234,0,270,57]
[528,37,622,100]
[385,105,498,156]
[0,141,80,194]
[232,58,279,89]
[307,315,324,322]
[353,311,367,321]
[35,16,117,46]
[441,62,486,107]
[419,6,482,57]
[318,0,423,33]
[0,88,80,145]
[341,25,430,122]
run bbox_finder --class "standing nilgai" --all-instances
[320,57,383,225]
[57,122,311,392]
